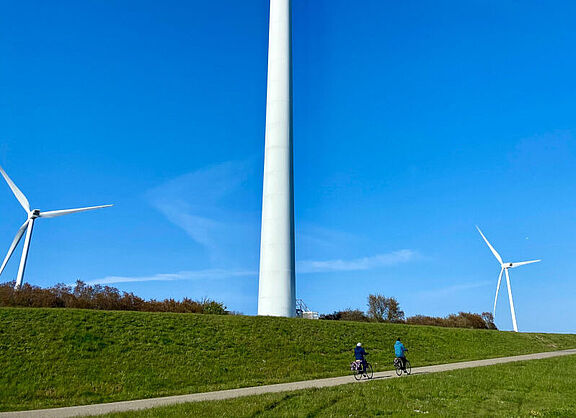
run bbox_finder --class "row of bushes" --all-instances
[320,308,497,329]
[407,312,497,329]
[1,284,496,329]
[0,281,228,315]
[319,294,497,330]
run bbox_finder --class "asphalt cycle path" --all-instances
[3,348,576,418]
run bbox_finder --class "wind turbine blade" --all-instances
[0,165,30,212]
[504,268,518,332]
[476,226,503,264]
[0,220,29,277]
[493,268,504,317]
[15,219,35,290]
[39,204,113,218]
[509,260,541,268]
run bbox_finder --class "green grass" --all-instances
[1,307,576,412]
[103,355,576,417]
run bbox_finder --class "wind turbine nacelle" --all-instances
[0,163,113,290]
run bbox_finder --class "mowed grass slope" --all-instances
[1,307,575,411]
[105,355,576,417]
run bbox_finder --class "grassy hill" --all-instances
[1,307,576,411]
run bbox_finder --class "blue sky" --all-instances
[1,0,575,333]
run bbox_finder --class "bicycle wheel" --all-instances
[394,361,402,376]
[365,363,374,379]
[353,367,362,381]
[404,360,411,375]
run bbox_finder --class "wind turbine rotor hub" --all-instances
[477,226,541,333]
[0,163,113,290]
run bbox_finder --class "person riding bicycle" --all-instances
[394,338,408,371]
[354,342,368,375]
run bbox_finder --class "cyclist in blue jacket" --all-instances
[394,338,408,371]
[354,343,368,375]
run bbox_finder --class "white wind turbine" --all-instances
[0,165,112,290]
[476,226,540,332]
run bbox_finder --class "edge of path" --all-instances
[3,348,576,418]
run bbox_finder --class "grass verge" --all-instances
[103,355,576,417]
[1,307,575,411]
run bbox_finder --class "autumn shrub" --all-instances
[406,312,497,330]
[0,280,227,314]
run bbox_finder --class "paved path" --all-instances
[3,349,576,417]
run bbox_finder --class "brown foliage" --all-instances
[340,309,369,322]
[367,294,405,323]
[320,309,369,322]
[0,280,227,315]
[406,311,498,330]
[319,293,496,330]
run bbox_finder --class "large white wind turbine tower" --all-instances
[0,165,112,290]
[476,226,540,332]
[258,0,296,317]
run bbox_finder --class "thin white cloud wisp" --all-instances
[87,269,256,285]
[145,160,260,263]
[297,249,418,273]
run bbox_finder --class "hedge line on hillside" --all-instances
[0,280,227,314]
[320,309,497,329]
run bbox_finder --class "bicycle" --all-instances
[393,357,411,376]
[350,359,374,380]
